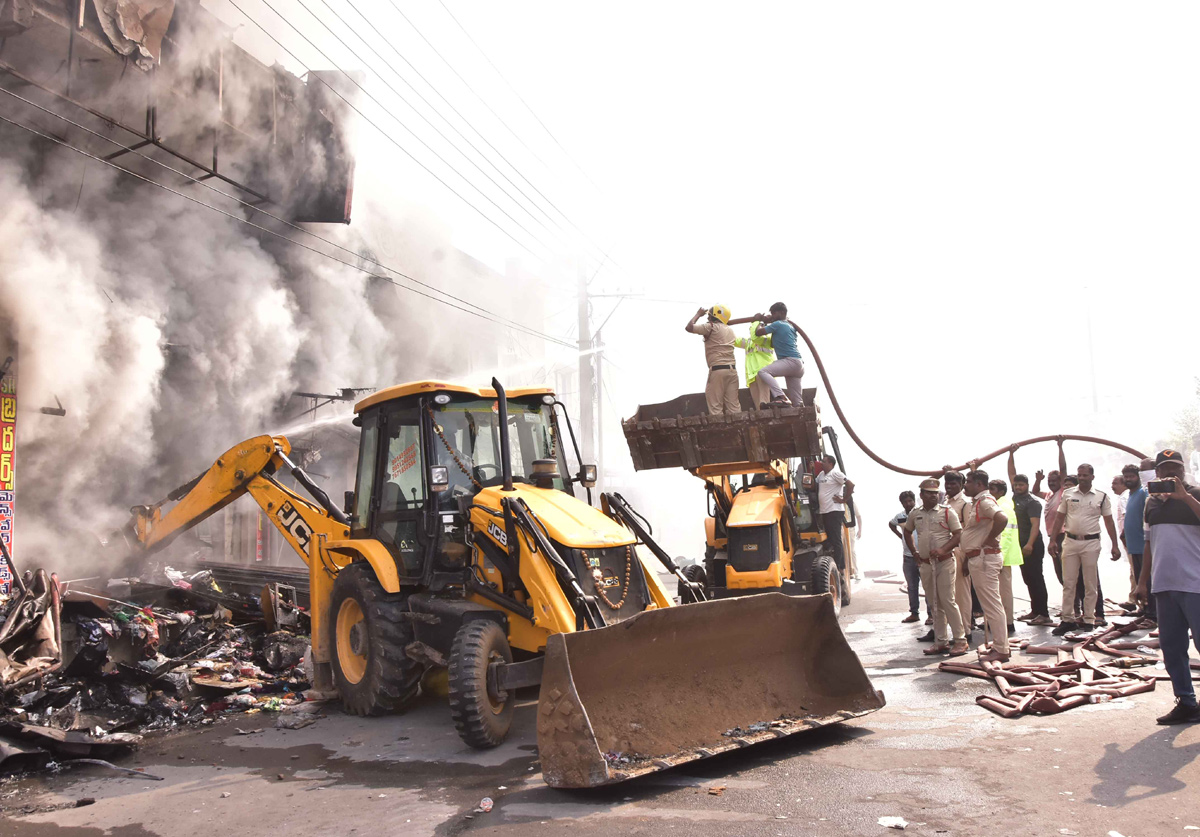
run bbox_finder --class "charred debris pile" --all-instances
[0,555,315,775]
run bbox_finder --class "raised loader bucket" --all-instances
[536,593,885,788]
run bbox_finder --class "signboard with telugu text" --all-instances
[0,359,15,596]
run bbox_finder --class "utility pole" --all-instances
[578,267,595,469]
[595,327,604,493]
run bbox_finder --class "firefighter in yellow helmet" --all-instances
[686,304,741,415]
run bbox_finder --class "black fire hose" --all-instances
[791,324,1147,477]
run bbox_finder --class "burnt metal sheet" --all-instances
[92,0,175,69]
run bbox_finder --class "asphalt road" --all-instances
[3,572,1199,836]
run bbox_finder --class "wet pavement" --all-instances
[3,573,1199,836]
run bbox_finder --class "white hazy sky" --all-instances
[208,1,1200,563]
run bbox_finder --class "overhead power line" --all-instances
[436,0,603,193]
[224,0,547,260]
[338,0,568,241]
[251,0,559,256]
[380,0,624,271]
[0,86,567,341]
[0,111,576,349]
[298,0,572,253]
[386,0,553,170]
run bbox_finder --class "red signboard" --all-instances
[0,358,15,595]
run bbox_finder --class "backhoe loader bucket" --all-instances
[536,593,884,788]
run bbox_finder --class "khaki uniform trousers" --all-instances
[967,551,1008,654]
[918,556,964,643]
[955,547,974,628]
[1000,565,1015,625]
[1061,537,1102,626]
[705,368,741,415]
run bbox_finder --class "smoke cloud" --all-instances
[0,119,538,570]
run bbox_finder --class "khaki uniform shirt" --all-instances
[1057,485,1112,536]
[945,490,969,557]
[695,321,736,368]
[902,504,962,562]
[960,490,1003,552]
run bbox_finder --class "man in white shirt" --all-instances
[816,454,854,581]
[1112,475,1128,535]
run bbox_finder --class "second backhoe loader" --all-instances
[115,378,883,788]
[622,386,856,609]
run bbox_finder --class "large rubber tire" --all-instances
[447,620,515,749]
[811,555,842,618]
[329,563,422,716]
[677,563,707,602]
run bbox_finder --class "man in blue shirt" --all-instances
[1136,449,1200,724]
[1123,460,1155,621]
[752,302,805,408]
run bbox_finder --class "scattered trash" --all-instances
[475,797,494,813]
[707,785,726,796]
[878,816,908,830]
[276,714,316,730]
[1058,829,1079,835]
[2,564,315,778]
[845,619,875,634]
[1107,832,1126,837]
[221,791,231,798]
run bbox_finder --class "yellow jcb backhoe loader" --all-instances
[622,387,855,609]
[115,379,882,788]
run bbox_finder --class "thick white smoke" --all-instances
[0,124,532,570]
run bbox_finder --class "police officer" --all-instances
[960,470,1010,662]
[902,478,969,656]
[1048,463,1121,635]
[686,304,740,416]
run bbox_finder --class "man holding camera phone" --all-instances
[1135,449,1200,725]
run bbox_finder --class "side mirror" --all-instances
[343,490,355,516]
[579,464,598,489]
[430,465,450,493]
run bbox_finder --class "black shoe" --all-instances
[916,630,935,642]
[1007,624,1016,636]
[1051,621,1079,636]
[1095,618,1108,627]
[1156,700,1200,725]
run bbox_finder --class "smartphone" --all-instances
[1148,479,1176,494]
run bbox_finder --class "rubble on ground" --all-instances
[0,562,314,775]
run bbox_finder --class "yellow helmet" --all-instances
[709,303,731,324]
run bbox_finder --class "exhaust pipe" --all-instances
[491,377,515,492]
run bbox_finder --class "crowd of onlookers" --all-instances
[888,438,1200,726]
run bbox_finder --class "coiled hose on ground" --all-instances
[792,324,1147,477]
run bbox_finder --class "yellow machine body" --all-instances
[118,380,879,789]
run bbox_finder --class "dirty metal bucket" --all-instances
[536,592,884,788]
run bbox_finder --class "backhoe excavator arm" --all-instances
[123,435,350,564]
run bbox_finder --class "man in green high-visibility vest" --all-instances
[733,319,775,410]
[990,479,1024,638]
